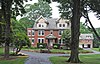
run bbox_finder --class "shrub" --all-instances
[37,43,47,48]
[53,44,60,49]
[79,47,83,50]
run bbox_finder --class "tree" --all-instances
[62,29,71,49]
[80,22,91,33]
[0,0,31,59]
[11,18,31,55]
[45,0,100,63]
[24,0,52,22]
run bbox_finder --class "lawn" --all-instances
[92,48,100,52]
[0,56,27,64]
[49,54,100,64]
[0,47,27,64]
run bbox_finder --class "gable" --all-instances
[38,18,46,23]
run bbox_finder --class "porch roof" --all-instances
[46,34,57,39]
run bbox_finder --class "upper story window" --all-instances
[32,30,34,36]
[59,30,63,36]
[63,24,65,27]
[28,30,31,36]
[59,24,61,27]
[39,24,41,27]
[38,30,44,36]
[58,23,66,28]
[37,23,47,28]
[50,30,53,34]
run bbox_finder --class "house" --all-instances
[27,15,94,48]
[79,34,94,48]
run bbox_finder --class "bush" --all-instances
[37,43,47,48]
[53,44,60,49]
[79,47,83,50]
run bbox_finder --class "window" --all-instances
[50,30,53,34]
[63,24,65,27]
[38,38,44,43]
[28,30,31,36]
[59,24,61,27]
[39,24,41,27]
[59,30,63,35]
[32,30,34,36]
[38,30,44,36]
[58,38,64,44]
[32,38,34,44]
[58,39,61,44]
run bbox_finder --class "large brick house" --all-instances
[27,15,93,48]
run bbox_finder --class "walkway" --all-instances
[21,51,69,64]
[22,49,100,64]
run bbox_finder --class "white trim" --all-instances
[32,30,34,36]
[32,38,34,44]
[38,30,45,36]
[28,30,31,36]
[37,38,45,43]
[35,15,47,23]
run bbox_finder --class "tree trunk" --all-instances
[67,0,81,63]
[2,0,12,58]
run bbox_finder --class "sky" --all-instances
[17,0,100,28]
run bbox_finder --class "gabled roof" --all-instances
[79,34,94,39]
[33,15,70,30]
[35,15,48,23]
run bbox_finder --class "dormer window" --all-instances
[39,24,41,27]
[63,24,65,27]
[59,24,61,27]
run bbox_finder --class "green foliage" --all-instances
[37,43,47,48]
[24,0,52,21]
[11,19,31,54]
[61,29,71,48]
[80,22,92,33]
[53,44,60,49]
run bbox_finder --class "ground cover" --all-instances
[0,47,27,64]
[49,54,100,64]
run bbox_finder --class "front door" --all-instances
[50,39,53,46]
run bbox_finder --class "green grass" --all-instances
[49,54,100,64]
[92,48,100,52]
[0,56,27,64]
[0,47,27,64]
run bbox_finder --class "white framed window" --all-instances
[58,30,63,36]
[38,30,44,36]
[38,38,44,43]
[50,30,53,34]
[32,30,34,36]
[32,38,34,44]
[58,38,64,44]
[28,30,31,36]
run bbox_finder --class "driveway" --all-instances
[22,49,100,64]
[21,51,69,64]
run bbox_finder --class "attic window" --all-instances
[63,24,65,27]
[39,24,41,27]
[59,24,61,27]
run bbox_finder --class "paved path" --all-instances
[21,51,69,64]
[22,49,100,64]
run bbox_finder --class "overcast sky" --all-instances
[17,0,100,28]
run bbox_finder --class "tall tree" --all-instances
[24,0,52,22]
[0,0,31,59]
